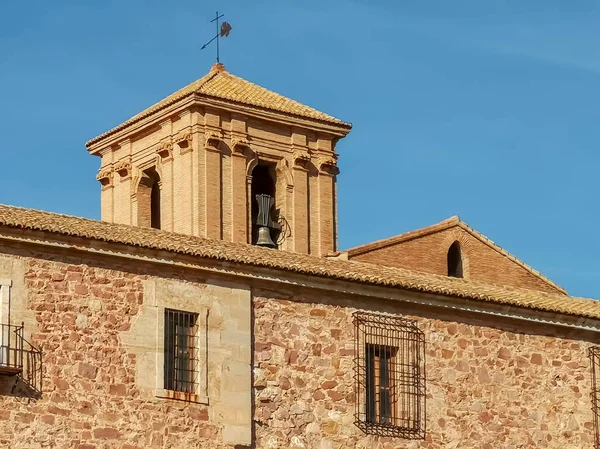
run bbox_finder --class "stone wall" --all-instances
[0,245,251,449]
[253,287,597,449]
[0,239,596,449]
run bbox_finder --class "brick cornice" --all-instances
[156,138,173,160]
[96,167,114,187]
[175,128,193,155]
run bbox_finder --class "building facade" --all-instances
[0,64,599,449]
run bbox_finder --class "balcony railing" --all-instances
[0,323,42,394]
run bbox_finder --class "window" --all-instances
[447,241,463,278]
[590,347,600,448]
[137,168,161,230]
[354,311,426,439]
[150,179,161,230]
[164,309,199,393]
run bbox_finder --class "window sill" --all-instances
[155,388,208,404]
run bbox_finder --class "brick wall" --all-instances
[93,107,342,256]
[253,287,596,448]
[349,226,563,294]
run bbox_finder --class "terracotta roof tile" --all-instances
[0,204,597,320]
[87,63,351,146]
[345,216,567,294]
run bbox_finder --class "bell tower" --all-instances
[86,63,351,256]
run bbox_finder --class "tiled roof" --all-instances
[345,216,567,295]
[87,63,351,146]
[0,204,597,320]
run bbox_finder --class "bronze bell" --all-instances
[256,226,276,248]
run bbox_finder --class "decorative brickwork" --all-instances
[87,63,350,256]
[347,217,565,294]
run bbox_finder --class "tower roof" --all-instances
[87,63,351,147]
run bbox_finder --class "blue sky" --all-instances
[1,1,599,297]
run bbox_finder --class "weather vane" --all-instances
[201,11,232,63]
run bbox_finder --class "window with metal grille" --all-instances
[354,311,426,439]
[164,309,199,394]
[590,347,600,448]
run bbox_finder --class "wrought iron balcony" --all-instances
[0,323,42,394]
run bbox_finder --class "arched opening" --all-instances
[447,241,463,278]
[150,180,161,229]
[137,168,161,229]
[250,163,277,246]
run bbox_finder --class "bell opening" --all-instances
[251,163,278,247]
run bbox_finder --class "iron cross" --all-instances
[201,11,232,63]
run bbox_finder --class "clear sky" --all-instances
[1,1,599,298]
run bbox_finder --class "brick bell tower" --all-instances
[86,63,351,256]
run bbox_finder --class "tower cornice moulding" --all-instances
[292,148,311,169]
[156,139,173,160]
[114,159,132,179]
[175,128,193,154]
[96,167,114,188]
[317,154,339,175]
[231,136,252,157]
[205,131,224,151]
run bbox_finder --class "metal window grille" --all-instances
[590,347,600,449]
[164,309,199,394]
[354,311,426,439]
[0,322,43,396]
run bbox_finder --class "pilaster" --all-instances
[292,148,311,254]
[156,137,174,232]
[113,140,132,225]
[174,125,194,235]
[205,132,223,240]
[317,155,339,256]
[231,137,252,243]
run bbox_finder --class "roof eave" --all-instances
[86,93,352,151]
[0,224,596,329]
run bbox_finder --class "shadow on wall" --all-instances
[0,366,42,401]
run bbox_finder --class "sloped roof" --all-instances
[0,204,597,320]
[87,63,351,147]
[345,216,567,295]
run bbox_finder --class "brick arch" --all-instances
[131,156,162,195]
[130,160,162,229]
[441,231,471,280]
[246,153,259,178]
